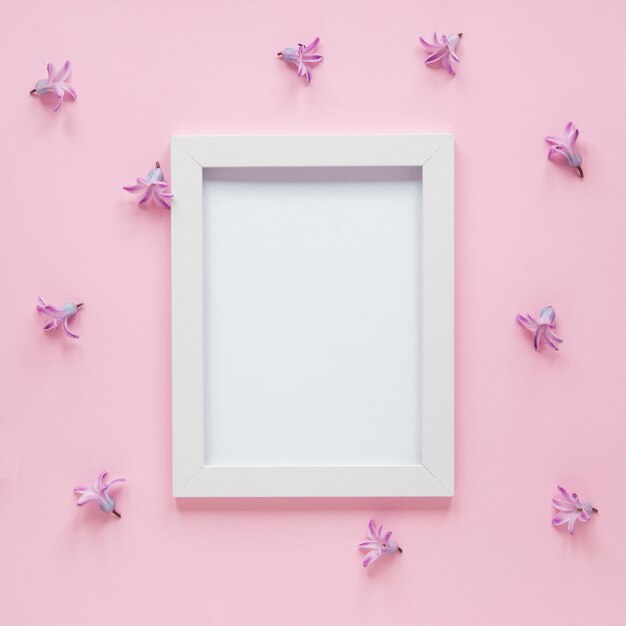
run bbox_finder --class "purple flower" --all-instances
[123,161,173,209]
[36,296,83,339]
[277,37,323,84]
[74,471,126,518]
[552,485,597,535]
[516,306,563,351]
[419,32,463,76]
[29,61,77,111]
[358,520,402,568]
[545,122,584,178]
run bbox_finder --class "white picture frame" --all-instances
[171,134,454,497]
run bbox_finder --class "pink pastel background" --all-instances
[1,0,626,624]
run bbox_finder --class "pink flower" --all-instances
[277,37,323,84]
[358,520,402,568]
[545,122,584,178]
[516,306,563,351]
[123,161,173,209]
[29,61,77,111]
[74,471,126,518]
[419,32,463,76]
[36,296,83,339]
[552,485,597,535]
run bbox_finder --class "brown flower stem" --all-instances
[397,547,403,553]
[577,166,584,179]
[277,52,283,57]
[156,161,160,169]
[29,89,36,95]
[112,509,121,518]
[592,507,598,514]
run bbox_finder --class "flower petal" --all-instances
[76,492,99,506]
[63,317,79,339]
[303,37,320,53]
[425,48,448,64]
[124,184,145,193]
[367,520,377,541]
[419,37,438,51]
[552,498,577,512]
[552,512,570,526]
[54,61,71,83]
[556,486,574,503]
[362,549,382,568]
[516,314,539,330]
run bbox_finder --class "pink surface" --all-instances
[1,0,625,624]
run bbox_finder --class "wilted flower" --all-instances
[552,485,597,535]
[516,306,563,351]
[545,122,584,178]
[358,520,402,568]
[277,37,323,84]
[74,471,126,518]
[29,61,77,111]
[123,161,173,209]
[419,32,463,76]
[36,296,83,339]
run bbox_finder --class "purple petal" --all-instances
[362,549,381,568]
[533,327,544,350]
[419,36,438,51]
[63,83,77,100]
[545,136,563,146]
[54,61,71,83]
[153,191,172,209]
[366,520,377,541]
[425,48,448,64]
[556,486,573,502]
[442,57,456,76]
[63,317,79,339]
[303,37,320,53]
[138,187,154,205]
[516,314,538,330]
[552,512,570,526]
[552,498,577,512]
[124,183,145,193]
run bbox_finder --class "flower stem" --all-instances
[576,166,584,179]
[112,509,121,518]
[156,161,160,169]
[592,507,598,514]
[29,89,36,95]
[277,52,283,57]
[397,547,403,553]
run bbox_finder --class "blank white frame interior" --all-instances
[171,135,454,497]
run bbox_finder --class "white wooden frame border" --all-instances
[171,135,454,497]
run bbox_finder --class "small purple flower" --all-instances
[516,306,563,351]
[552,485,597,535]
[74,471,126,518]
[124,161,173,209]
[277,37,323,84]
[36,296,83,339]
[358,520,402,568]
[29,61,77,111]
[419,32,463,76]
[545,122,584,178]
